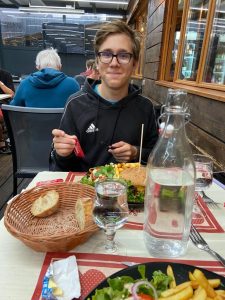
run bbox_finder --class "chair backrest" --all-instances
[1,105,64,176]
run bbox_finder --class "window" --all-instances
[160,0,225,97]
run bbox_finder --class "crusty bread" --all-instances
[31,190,59,218]
[119,166,146,187]
[75,197,93,230]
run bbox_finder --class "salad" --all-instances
[87,265,172,300]
[80,163,145,204]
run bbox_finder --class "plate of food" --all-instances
[85,261,225,300]
[80,163,146,208]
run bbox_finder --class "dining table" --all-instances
[0,171,225,300]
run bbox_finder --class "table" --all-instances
[0,172,225,300]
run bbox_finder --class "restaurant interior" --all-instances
[0,1,225,299]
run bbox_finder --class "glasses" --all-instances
[97,51,133,64]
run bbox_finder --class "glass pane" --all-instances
[169,0,185,79]
[202,0,225,85]
[180,0,209,81]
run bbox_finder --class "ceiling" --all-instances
[0,0,130,17]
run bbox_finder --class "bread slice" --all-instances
[75,197,93,230]
[31,190,59,217]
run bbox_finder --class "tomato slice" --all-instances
[138,294,153,300]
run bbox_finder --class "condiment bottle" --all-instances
[144,89,195,257]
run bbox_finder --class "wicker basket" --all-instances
[4,182,98,252]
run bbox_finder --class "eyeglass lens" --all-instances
[98,52,132,64]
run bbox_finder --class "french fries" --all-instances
[159,265,224,300]
[167,265,177,288]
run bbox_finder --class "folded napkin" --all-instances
[42,255,81,300]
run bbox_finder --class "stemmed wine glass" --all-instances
[93,179,129,253]
[193,154,214,209]
[193,154,213,192]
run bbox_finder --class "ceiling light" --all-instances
[74,0,128,4]
[19,6,84,14]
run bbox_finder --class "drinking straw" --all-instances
[138,124,144,166]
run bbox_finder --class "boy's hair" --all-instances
[94,20,141,61]
[35,48,61,70]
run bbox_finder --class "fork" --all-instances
[190,225,225,267]
[200,191,220,208]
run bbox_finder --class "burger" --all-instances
[119,166,146,204]
[80,163,146,204]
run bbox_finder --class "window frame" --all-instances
[158,0,225,102]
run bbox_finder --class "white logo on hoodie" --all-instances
[86,123,99,133]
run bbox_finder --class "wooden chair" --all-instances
[1,105,64,195]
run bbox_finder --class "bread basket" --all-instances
[4,182,98,252]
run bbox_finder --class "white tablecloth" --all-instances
[0,172,225,299]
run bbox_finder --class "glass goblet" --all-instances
[93,179,129,253]
[193,154,213,192]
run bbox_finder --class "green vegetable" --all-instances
[80,165,145,204]
[151,270,172,294]
[88,267,172,300]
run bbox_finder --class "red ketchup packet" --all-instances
[36,179,64,186]
[74,137,85,158]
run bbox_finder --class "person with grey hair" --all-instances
[10,48,80,107]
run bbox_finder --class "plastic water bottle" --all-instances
[144,89,195,258]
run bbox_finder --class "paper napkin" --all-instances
[42,255,81,300]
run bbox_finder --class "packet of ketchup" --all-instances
[74,137,85,158]
[36,179,64,186]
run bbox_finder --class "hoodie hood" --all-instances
[83,78,141,108]
[29,68,67,89]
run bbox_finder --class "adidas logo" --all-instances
[86,123,99,133]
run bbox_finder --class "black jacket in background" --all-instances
[51,78,158,172]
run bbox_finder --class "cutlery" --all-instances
[121,261,137,267]
[190,225,225,267]
[200,191,220,209]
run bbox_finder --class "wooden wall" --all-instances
[142,0,225,170]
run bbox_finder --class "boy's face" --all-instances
[96,33,137,91]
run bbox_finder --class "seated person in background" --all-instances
[0,69,15,97]
[0,68,15,154]
[51,20,158,172]
[87,62,100,81]
[74,59,96,88]
[10,48,80,108]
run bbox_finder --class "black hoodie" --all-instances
[51,78,158,172]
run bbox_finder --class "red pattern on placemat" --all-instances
[193,194,224,233]
[32,252,225,300]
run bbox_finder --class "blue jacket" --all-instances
[10,68,80,108]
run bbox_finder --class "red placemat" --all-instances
[32,252,225,300]
[66,173,224,234]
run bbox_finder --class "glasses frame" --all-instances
[97,51,133,65]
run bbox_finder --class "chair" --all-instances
[1,105,64,195]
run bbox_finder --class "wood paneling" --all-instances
[187,123,225,169]
[142,78,168,104]
[148,0,165,18]
[145,44,161,63]
[188,95,225,142]
[146,24,163,48]
[144,62,160,80]
[147,2,165,33]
